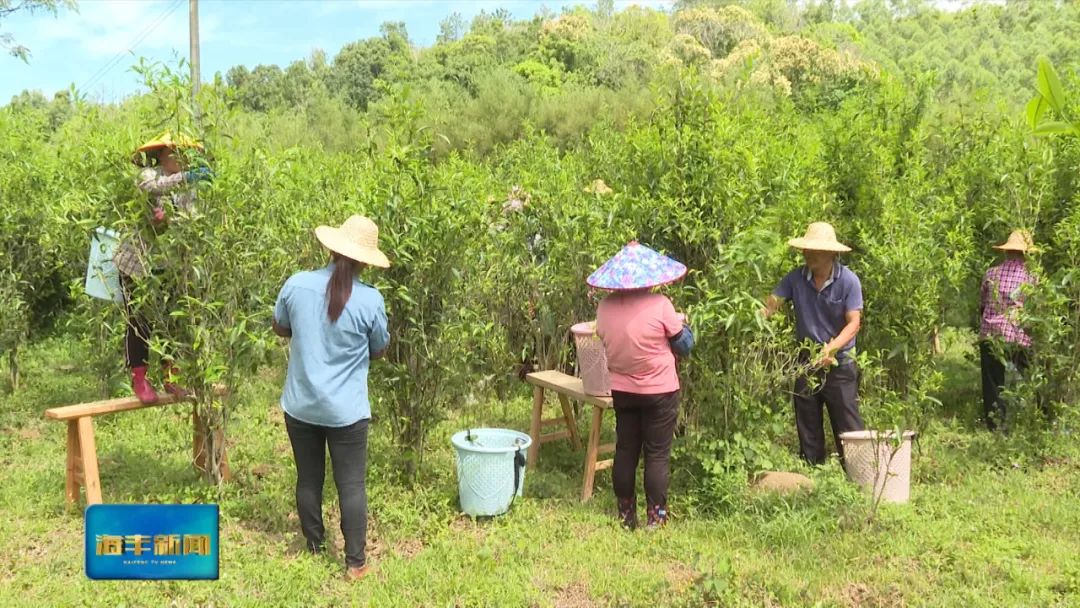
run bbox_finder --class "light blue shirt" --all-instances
[273,264,390,427]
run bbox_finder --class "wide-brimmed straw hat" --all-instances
[132,132,204,166]
[993,229,1038,253]
[787,222,851,253]
[587,241,687,291]
[315,215,391,268]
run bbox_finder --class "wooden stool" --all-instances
[525,370,614,501]
[45,389,229,506]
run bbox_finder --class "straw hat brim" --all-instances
[787,237,851,253]
[992,244,1038,252]
[131,136,204,166]
[315,226,391,268]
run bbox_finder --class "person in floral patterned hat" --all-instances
[592,241,693,530]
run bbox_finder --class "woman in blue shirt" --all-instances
[272,215,391,581]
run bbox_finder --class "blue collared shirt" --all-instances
[273,264,390,427]
[773,263,863,363]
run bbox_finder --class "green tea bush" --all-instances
[2,3,1078,495]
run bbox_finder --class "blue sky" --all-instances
[0,0,674,103]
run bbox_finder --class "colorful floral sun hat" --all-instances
[586,241,688,291]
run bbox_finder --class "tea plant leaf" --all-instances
[1036,56,1067,116]
[1033,121,1076,136]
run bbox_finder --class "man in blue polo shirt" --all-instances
[763,222,866,465]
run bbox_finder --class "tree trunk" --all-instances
[193,405,231,484]
[8,348,18,392]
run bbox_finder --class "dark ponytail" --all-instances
[326,254,359,323]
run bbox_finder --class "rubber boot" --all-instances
[617,496,638,530]
[646,504,668,530]
[132,366,159,404]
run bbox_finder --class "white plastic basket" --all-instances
[451,429,531,517]
[840,430,916,504]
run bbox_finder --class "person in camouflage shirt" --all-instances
[118,133,212,404]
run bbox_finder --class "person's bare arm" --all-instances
[137,169,186,195]
[762,294,785,318]
[818,310,861,367]
[272,319,292,338]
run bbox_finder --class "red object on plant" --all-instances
[151,206,166,223]
[131,366,159,404]
[162,363,189,399]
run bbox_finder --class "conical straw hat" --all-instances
[315,215,391,268]
[132,132,203,166]
[787,222,851,253]
[586,241,687,290]
[993,229,1038,253]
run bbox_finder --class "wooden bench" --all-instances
[44,390,229,506]
[525,370,614,502]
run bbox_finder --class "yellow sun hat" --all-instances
[993,229,1039,253]
[315,215,392,269]
[131,132,204,166]
[787,222,851,253]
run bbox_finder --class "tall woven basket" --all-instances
[571,321,610,397]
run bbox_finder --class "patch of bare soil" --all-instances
[552,581,601,608]
[449,513,487,541]
[839,582,906,608]
[666,562,698,594]
[267,405,284,425]
[15,426,43,441]
[393,537,424,560]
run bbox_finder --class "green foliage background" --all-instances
[1,0,1078,486]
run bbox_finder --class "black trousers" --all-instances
[793,363,865,465]
[120,274,151,369]
[979,340,1031,431]
[611,390,680,510]
[284,412,369,568]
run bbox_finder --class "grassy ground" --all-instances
[0,336,1077,607]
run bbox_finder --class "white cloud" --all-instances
[30,0,198,58]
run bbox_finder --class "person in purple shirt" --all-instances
[979,230,1037,431]
[763,222,866,465]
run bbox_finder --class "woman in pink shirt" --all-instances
[591,242,693,529]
